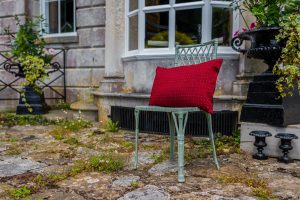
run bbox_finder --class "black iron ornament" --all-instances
[249,130,272,160]
[275,133,298,163]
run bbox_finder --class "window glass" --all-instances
[176,8,202,45]
[129,15,138,50]
[129,0,138,11]
[176,0,199,3]
[212,7,233,46]
[145,12,169,48]
[60,0,74,33]
[45,0,59,34]
[145,0,169,7]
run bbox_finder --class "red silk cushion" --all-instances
[149,58,223,113]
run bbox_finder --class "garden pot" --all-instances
[232,27,300,126]
[16,85,49,115]
[231,26,283,72]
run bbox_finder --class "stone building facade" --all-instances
[0,0,267,123]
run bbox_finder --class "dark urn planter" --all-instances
[16,85,48,115]
[231,27,300,126]
[249,130,272,160]
[275,133,298,163]
[4,63,49,115]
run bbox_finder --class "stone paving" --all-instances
[0,115,299,200]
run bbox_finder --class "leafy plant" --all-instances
[273,14,300,98]
[103,119,119,132]
[9,186,31,199]
[3,16,55,112]
[231,0,299,28]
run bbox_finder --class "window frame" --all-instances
[125,0,239,57]
[40,0,77,37]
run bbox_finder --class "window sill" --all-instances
[122,47,240,62]
[42,32,78,44]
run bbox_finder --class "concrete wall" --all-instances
[0,0,106,111]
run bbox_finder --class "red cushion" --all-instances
[149,58,223,113]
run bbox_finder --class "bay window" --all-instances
[126,0,237,55]
[41,0,76,35]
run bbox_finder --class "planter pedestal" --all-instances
[240,72,300,126]
[16,86,48,115]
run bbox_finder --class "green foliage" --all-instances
[103,119,119,132]
[273,14,300,98]
[193,130,241,156]
[52,100,71,110]
[150,152,167,164]
[3,16,55,112]
[88,154,125,172]
[232,0,299,27]
[0,113,51,127]
[4,16,50,62]
[9,186,31,199]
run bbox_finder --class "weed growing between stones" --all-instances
[130,180,139,188]
[54,117,92,132]
[217,174,278,200]
[0,113,51,127]
[64,137,80,146]
[191,130,241,158]
[9,186,31,199]
[89,154,126,172]
[6,144,22,156]
[103,119,119,132]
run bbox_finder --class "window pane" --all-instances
[176,8,201,45]
[129,0,138,11]
[145,12,169,48]
[145,0,169,6]
[129,15,138,50]
[60,0,75,33]
[176,0,199,3]
[212,7,233,46]
[45,0,58,34]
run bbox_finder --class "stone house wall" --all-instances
[0,0,106,111]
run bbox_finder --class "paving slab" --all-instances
[0,157,47,177]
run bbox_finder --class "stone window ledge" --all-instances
[43,33,78,44]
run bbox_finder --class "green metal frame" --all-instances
[134,40,220,183]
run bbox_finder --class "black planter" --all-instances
[231,27,300,126]
[275,133,298,163]
[16,85,49,115]
[249,130,272,160]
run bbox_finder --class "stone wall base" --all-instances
[241,122,300,160]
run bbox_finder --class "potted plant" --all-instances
[3,16,55,114]
[230,0,300,126]
[231,0,299,71]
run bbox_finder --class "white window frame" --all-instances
[125,0,239,57]
[40,0,77,37]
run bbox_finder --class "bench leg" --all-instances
[167,113,175,161]
[134,109,140,169]
[206,113,220,170]
[172,112,188,183]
